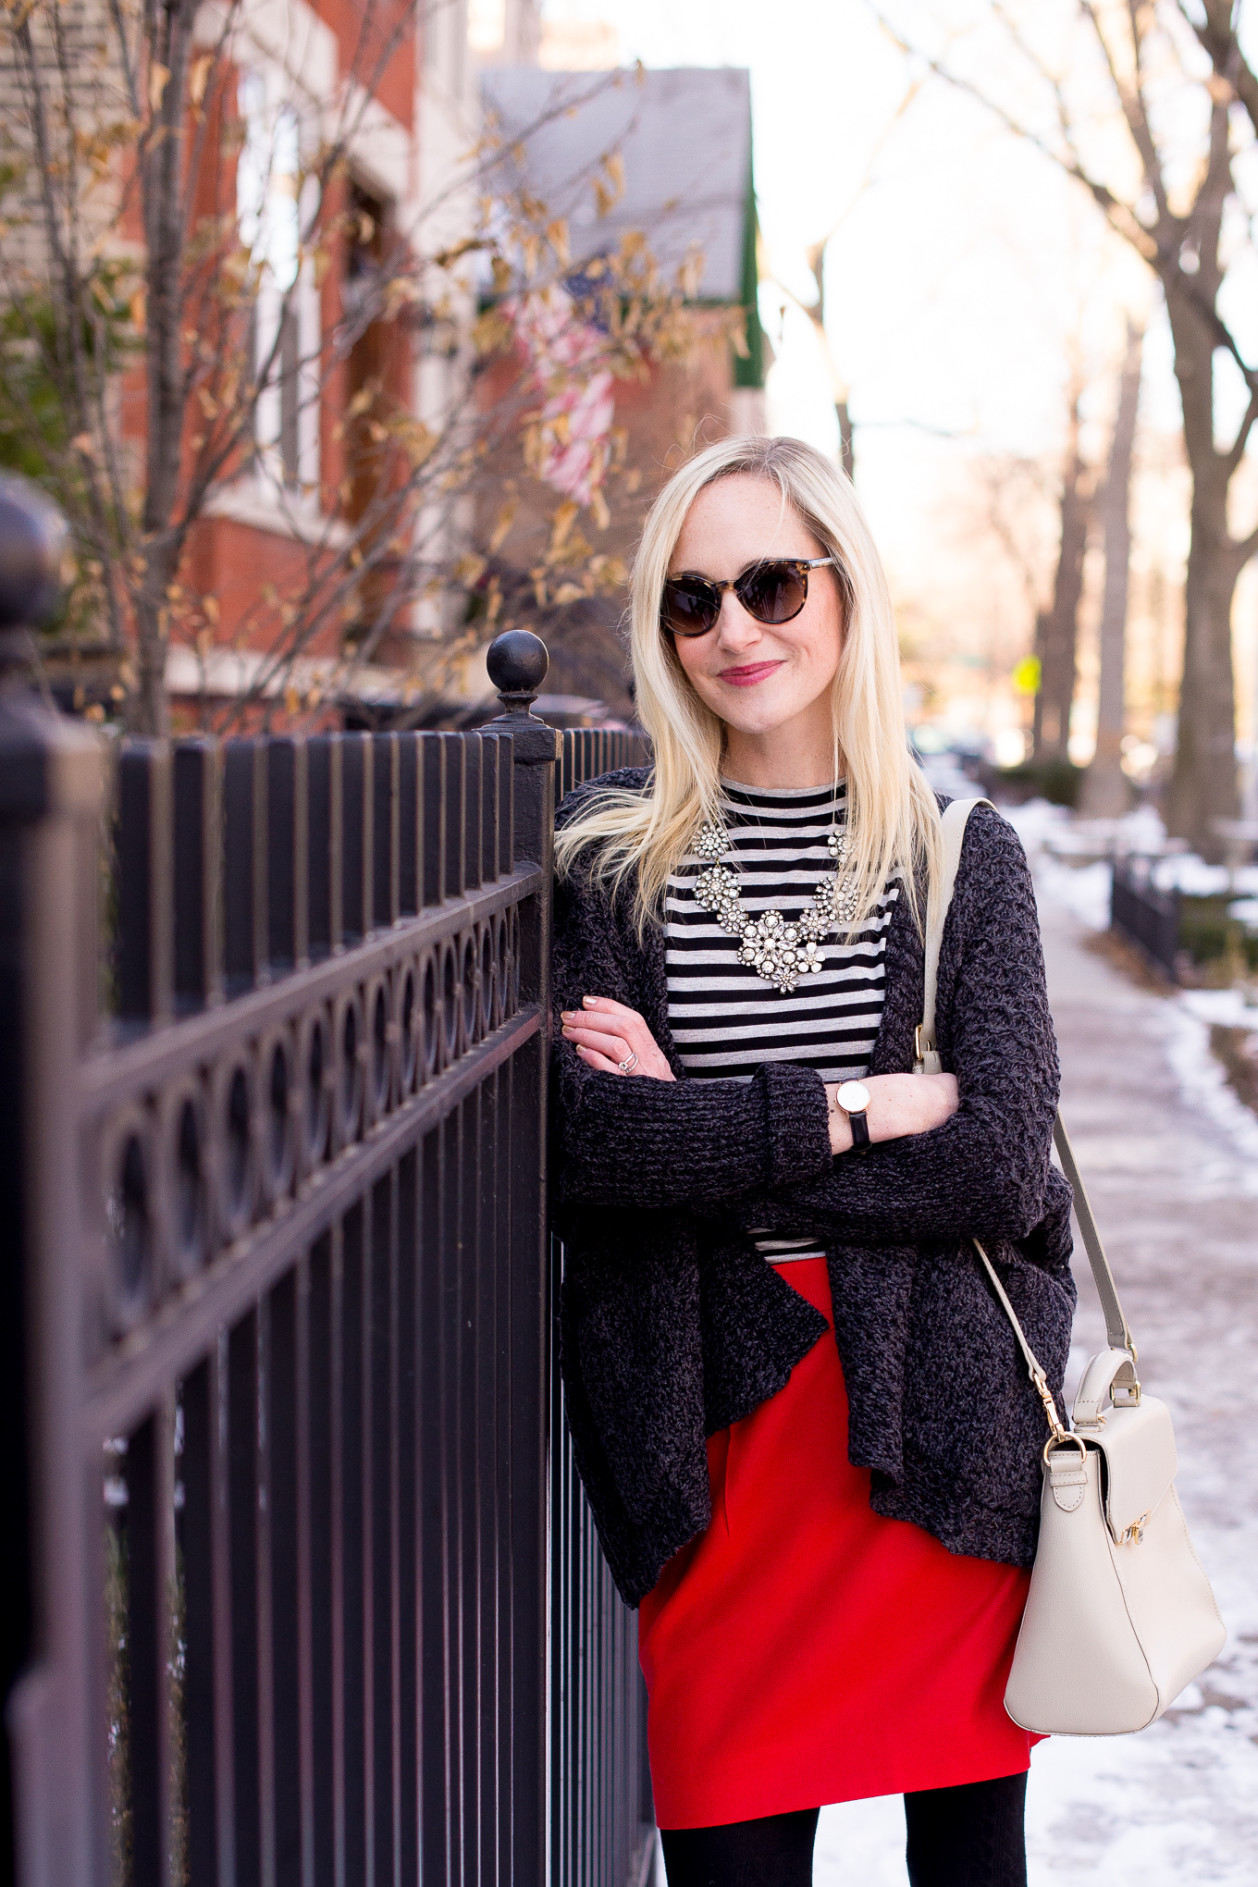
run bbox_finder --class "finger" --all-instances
[561,1001,652,1063]
[578,996,645,1027]
[574,1043,628,1075]
[562,1025,631,1060]
[562,1026,641,1056]
[562,1019,635,1054]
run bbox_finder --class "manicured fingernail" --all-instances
[582,996,598,1007]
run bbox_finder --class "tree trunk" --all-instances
[1081,323,1143,818]
[134,0,199,737]
[805,242,855,484]
[134,554,176,739]
[1163,280,1240,861]
[1034,392,1090,762]
[1167,492,1242,859]
[836,398,855,482]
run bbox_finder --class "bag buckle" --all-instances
[1042,1429,1088,1469]
[914,1025,941,1075]
[1031,1363,1070,1448]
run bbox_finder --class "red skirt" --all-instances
[638,1258,1037,1830]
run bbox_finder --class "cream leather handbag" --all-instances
[916,797,1226,1736]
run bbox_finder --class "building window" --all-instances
[237,72,314,493]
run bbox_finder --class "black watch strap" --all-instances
[848,1109,871,1152]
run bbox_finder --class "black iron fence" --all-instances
[1,554,651,1884]
[1110,852,1182,983]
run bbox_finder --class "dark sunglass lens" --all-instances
[740,561,807,624]
[662,579,719,636]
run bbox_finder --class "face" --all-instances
[665,475,844,747]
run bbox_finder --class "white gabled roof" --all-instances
[480,65,752,302]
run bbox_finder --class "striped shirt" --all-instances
[665,779,898,1260]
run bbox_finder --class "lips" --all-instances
[717,660,785,687]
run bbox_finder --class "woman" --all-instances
[550,435,1075,1887]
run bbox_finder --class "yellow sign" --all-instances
[1012,656,1041,697]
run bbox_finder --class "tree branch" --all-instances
[868,3,1258,394]
[1223,386,1258,479]
[1081,0,1172,228]
[1176,0,1258,143]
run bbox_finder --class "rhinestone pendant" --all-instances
[695,822,729,861]
[689,814,859,996]
[695,863,739,909]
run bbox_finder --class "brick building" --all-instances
[1,0,542,725]
[457,63,768,725]
[2,13,764,730]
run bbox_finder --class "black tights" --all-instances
[659,1771,1028,1887]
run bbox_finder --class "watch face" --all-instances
[837,1080,871,1114]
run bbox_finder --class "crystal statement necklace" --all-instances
[692,808,859,995]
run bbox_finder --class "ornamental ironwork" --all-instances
[0,484,654,1887]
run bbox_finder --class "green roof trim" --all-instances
[733,155,765,391]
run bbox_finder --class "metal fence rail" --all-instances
[1,572,651,1886]
[551,730,654,1887]
[1110,853,1182,983]
[550,1314,653,1887]
[550,728,653,1887]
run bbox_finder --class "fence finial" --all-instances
[0,476,67,676]
[487,630,548,721]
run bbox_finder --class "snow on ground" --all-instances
[1162,1001,1258,1183]
[1153,858,1258,898]
[813,817,1258,1887]
[1002,799,1114,931]
[1014,883,1258,1884]
[1037,855,1113,933]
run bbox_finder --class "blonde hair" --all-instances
[555,434,942,935]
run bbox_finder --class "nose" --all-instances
[713,587,761,652]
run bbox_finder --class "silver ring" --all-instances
[618,1051,639,1074]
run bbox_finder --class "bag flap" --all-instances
[1089,1395,1177,1540]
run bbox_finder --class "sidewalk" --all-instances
[814,868,1258,1884]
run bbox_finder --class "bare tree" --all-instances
[873,0,1258,858]
[770,78,922,483]
[964,451,1058,636]
[0,6,706,732]
[1033,375,1093,763]
[1082,318,1144,816]
[802,237,857,481]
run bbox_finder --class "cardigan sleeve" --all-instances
[553,1055,835,1210]
[550,855,834,1211]
[739,810,1061,1244]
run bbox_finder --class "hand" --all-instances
[825,1072,959,1154]
[559,996,676,1080]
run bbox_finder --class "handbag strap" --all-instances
[971,1238,1071,1443]
[1050,1113,1134,1357]
[916,797,1137,1420]
[914,798,990,1075]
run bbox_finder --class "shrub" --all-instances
[990,758,1083,808]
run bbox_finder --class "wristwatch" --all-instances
[834,1079,872,1153]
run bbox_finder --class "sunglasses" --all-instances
[660,556,839,638]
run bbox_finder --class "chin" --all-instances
[710,690,814,735]
[722,711,797,738]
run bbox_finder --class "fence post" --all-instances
[0,482,106,1887]
[486,630,559,1886]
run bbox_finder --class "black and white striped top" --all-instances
[665,779,898,1261]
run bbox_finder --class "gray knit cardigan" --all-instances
[551,769,1076,1607]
